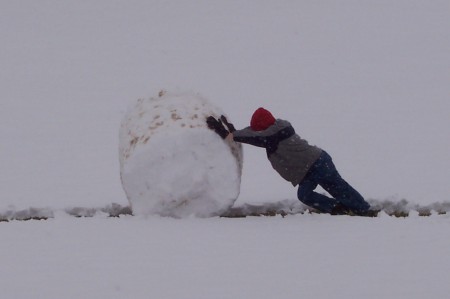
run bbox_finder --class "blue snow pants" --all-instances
[297,151,370,213]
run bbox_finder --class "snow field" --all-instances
[1,0,449,298]
[1,214,449,299]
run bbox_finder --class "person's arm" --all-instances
[232,127,273,148]
[233,124,296,154]
[206,116,295,151]
[210,115,274,148]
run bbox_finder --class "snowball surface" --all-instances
[119,91,243,217]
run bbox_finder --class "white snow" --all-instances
[1,214,450,299]
[1,0,450,298]
[119,91,242,217]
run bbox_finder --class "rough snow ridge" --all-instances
[224,199,450,217]
[0,207,54,222]
[1,200,450,221]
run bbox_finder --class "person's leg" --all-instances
[297,152,340,213]
[297,178,337,213]
[315,152,370,213]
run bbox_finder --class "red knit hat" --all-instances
[250,107,276,131]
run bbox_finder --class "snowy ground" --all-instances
[1,1,450,298]
[2,213,450,299]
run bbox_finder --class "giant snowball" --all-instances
[119,91,243,217]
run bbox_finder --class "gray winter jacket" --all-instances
[232,119,322,186]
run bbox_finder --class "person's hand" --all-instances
[220,115,236,133]
[206,116,229,139]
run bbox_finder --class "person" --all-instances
[206,107,375,216]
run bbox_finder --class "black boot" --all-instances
[330,203,352,215]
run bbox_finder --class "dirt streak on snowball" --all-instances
[119,91,243,218]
